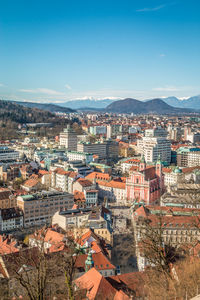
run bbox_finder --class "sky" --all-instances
[0,0,200,103]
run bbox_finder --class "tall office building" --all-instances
[137,127,171,164]
[59,125,77,151]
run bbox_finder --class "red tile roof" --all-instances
[75,252,115,271]
[23,178,39,188]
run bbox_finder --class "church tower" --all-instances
[85,251,94,272]
[156,155,163,190]
[139,154,146,171]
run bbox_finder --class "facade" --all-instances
[0,147,19,162]
[132,205,200,271]
[17,191,74,227]
[52,208,92,229]
[59,125,77,151]
[0,188,16,209]
[66,151,93,164]
[0,207,23,232]
[161,183,200,209]
[73,178,96,193]
[137,127,171,164]
[126,158,163,205]
[177,148,200,167]
[74,189,98,207]
[77,141,107,159]
[162,166,184,187]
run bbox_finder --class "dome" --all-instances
[173,167,182,174]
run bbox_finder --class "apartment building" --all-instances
[17,191,74,227]
[0,207,23,232]
[177,148,200,167]
[51,167,77,193]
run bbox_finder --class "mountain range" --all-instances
[162,95,200,109]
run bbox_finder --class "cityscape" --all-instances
[0,1,200,299]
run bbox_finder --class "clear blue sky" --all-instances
[0,0,200,102]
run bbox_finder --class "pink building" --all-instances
[126,156,163,205]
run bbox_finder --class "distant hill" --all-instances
[0,100,57,124]
[56,99,117,109]
[105,98,194,114]
[162,95,200,109]
[11,101,75,113]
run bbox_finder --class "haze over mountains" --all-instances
[1,94,200,115]
[162,95,200,109]
[57,95,200,110]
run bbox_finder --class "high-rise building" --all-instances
[137,127,171,164]
[59,125,77,151]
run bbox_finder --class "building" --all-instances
[74,267,145,299]
[59,125,77,151]
[52,208,92,229]
[74,189,98,208]
[77,141,107,159]
[73,178,96,193]
[161,183,200,209]
[137,127,171,164]
[89,125,107,136]
[0,164,20,182]
[0,147,19,162]
[0,188,16,209]
[51,168,77,193]
[132,205,200,271]
[75,252,116,277]
[66,151,93,164]
[0,207,23,232]
[17,191,74,227]
[52,206,112,232]
[126,157,164,205]
[177,148,200,167]
[162,166,184,187]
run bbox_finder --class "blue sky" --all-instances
[0,0,200,102]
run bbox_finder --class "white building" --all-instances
[137,128,171,164]
[0,207,23,232]
[52,208,92,229]
[66,151,93,164]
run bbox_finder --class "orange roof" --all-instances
[75,268,117,300]
[162,167,172,173]
[0,236,19,255]
[85,172,111,181]
[38,169,50,175]
[29,228,65,253]
[77,178,93,187]
[23,178,39,188]
[54,168,68,175]
[123,158,140,164]
[75,252,115,271]
[109,180,126,190]
[74,190,86,202]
